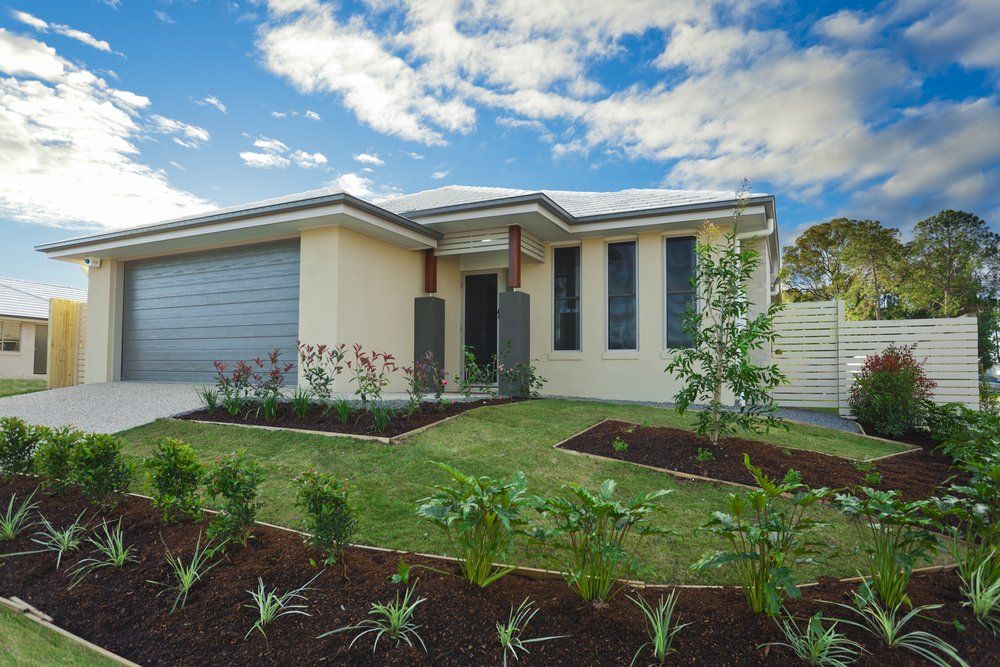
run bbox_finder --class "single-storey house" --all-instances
[0,277,87,379]
[35,185,779,401]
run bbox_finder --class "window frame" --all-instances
[551,243,582,352]
[0,319,22,353]
[605,239,639,352]
[663,235,698,350]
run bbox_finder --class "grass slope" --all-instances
[0,379,46,399]
[0,607,116,667]
[119,399,914,584]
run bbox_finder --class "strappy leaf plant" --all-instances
[692,456,832,615]
[149,532,225,612]
[0,489,38,541]
[245,573,320,641]
[70,518,137,587]
[496,598,567,666]
[321,581,427,654]
[762,610,864,666]
[628,590,689,665]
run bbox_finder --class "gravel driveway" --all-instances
[0,382,202,433]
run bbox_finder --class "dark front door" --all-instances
[464,273,498,371]
[33,324,47,375]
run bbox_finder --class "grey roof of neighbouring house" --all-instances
[376,185,768,219]
[0,278,87,320]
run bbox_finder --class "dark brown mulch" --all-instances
[1,477,995,666]
[183,398,522,438]
[558,421,958,500]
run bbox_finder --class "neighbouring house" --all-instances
[0,277,87,379]
[35,185,779,401]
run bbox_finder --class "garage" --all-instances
[120,240,300,383]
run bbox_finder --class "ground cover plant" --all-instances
[1,475,994,665]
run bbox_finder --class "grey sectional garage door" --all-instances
[121,240,300,383]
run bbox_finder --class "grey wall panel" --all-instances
[120,240,301,383]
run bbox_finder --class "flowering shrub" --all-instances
[848,344,936,438]
[212,348,293,419]
[297,341,347,400]
[347,344,397,404]
[500,359,546,398]
[456,345,497,398]
[213,359,253,415]
[403,352,447,414]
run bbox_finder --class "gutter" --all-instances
[35,191,442,254]
[736,215,781,297]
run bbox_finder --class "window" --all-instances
[607,241,637,350]
[665,236,696,348]
[553,246,581,351]
[0,320,21,352]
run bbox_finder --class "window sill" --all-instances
[602,350,640,360]
[548,351,583,361]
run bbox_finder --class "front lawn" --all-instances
[0,606,116,666]
[119,398,914,584]
[0,378,46,398]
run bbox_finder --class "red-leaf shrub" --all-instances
[848,344,936,438]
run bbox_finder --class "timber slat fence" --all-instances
[772,300,979,415]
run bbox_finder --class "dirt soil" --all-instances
[1,477,995,666]
[183,398,521,438]
[558,420,958,501]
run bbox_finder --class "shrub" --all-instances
[34,426,84,493]
[402,352,447,414]
[499,357,547,398]
[612,436,629,453]
[848,343,936,438]
[0,417,40,478]
[297,341,347,400]
[213,359,253,415]
[927,402,1000,465]
[147,438,204,524]
[531,480,672,604]
[835,488,937,608]
[205,451,263,547]
[69,433,132,504]
[247,348,294,421]
[347,345,397,404]
[417,463,530,587]
[695,447,715,463]
[456,344,498,398]
[693,457,832,615]
[295,470,357,566]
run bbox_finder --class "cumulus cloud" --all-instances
[291,149,327,168]
[431,169,450,180]
[195,95,227,113]
[11,9,115,53]
[150,114,211,148]
[239,133,326,169]
[304,109,321,120]
[328,171,399,199]
[352,152,384,166]
[0,29,210,229]
[240,151,291,169]
[252,136,288,153]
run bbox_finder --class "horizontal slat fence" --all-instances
[773,300,979,416]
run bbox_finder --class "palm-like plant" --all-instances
[417,463,530,587]
[496,598,567,666]
[627,590,688,665]
[321,581,427,653]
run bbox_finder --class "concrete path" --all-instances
[0,382,202,433]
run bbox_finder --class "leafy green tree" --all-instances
[779,218,856,303]
[667,182,786,445]
[841,220,905,320]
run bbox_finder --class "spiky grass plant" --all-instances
[0,489,38,541]
[829,595,969,667]
[245,573,320,641]
[149,532,224,612]
[70,519,137,587]
[961,556,1000,633]
[762,610,864,666]
[322,581,427,653]
[627,590,689,665]
[32,511,88,569]
[496,598,567,666]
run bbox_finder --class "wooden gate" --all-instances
[47,299,85,389]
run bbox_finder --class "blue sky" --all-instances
[1,0,997,290]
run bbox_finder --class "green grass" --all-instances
[0,607,117,666]
[0,379,46,399]
[117,399,919,585]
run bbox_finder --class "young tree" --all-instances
[666,182,786,445]
[841,220,905,320]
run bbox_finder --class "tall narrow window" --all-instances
[665,236,696,348]
[607,241,637,350]
[553,246,581,350]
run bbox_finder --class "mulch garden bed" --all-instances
[182,398,522,439]
[557,420,958,501]
[2,477,996,666]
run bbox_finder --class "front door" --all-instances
[33,324,47,375]
[464,273,498,372]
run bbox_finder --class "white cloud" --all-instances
[154,10,175,25]
[496,116,555,142]
[405,151,424,160]
[329,172,375,197]
[431,169,450,180]
[0,29,210,229]
[169,161,186,171]
[352,152,384,166]
[150,115,211,148]
[239,151,291,168]
[814,9,886,44]
[252,136,288,153]
[291,149,327,168]
[304,109,321,120]
[903,0,1000,74]
[270,110,287,118]
[196,95,227,113]
[11,9,114,53]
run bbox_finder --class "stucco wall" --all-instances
[0,320,43,379]
[83,260,122,384]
